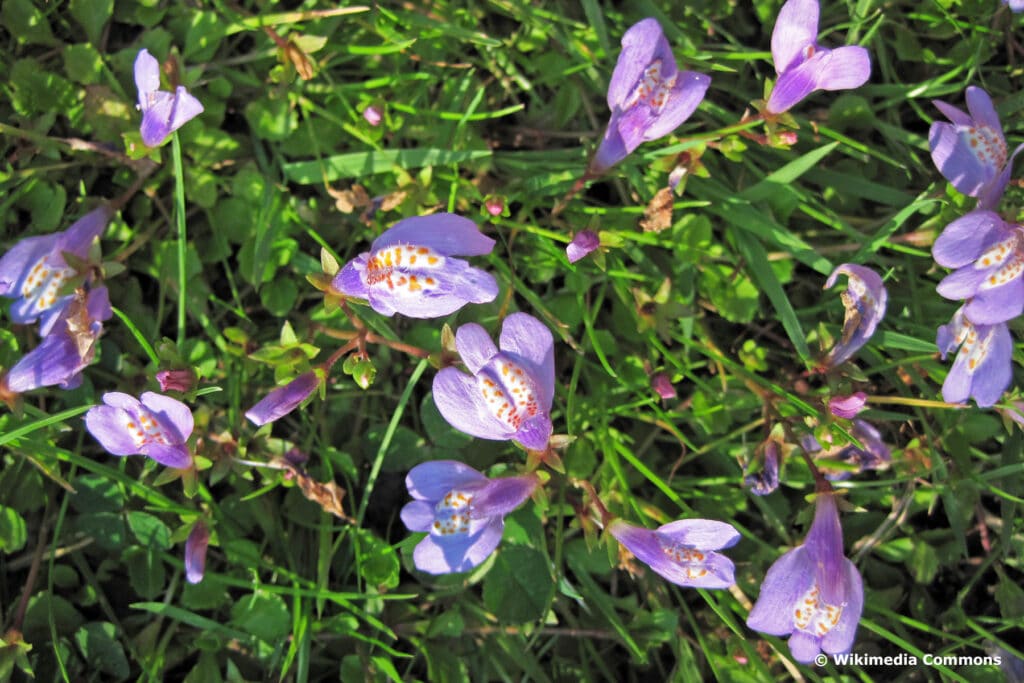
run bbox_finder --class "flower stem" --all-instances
[171,132,188,350]
[866,396,967,410]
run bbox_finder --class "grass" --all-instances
[1,0,1023,681]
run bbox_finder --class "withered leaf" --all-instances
[639,187,674,233]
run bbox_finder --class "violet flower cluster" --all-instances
[929,87,1021,407]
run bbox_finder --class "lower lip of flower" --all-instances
[659,539,710,580]
[21,258,71,313]
[477,357,540,430]
[794,583,844,637]
[433,489,474,536]
[124,410,172,447]
[365,245,444,293]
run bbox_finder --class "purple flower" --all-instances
[399,460,539,574]
[806,420,891,480]
[822,264,888,368]
[362,105,382,126]
[245,371,322,426]
[156,368,196,393]
[746,492,864,664]
[744,439,780,496]
[932,210,1024,325]
[185,521,210,584]
[766,0,871,115]
[1,287,111,394]
[590,18,711,174]
[433,313,555,451]
[0,206,111,336]
[84,391,194,469]
[134,48,204,147]
[607,518,739,589]
[1007,0,1024,12]
[828,392,867,419]
[566,230,600,264]
[929,87,1023,209]
[937,306,1013,408]
[651,372,677,400]
[332,214,499,318]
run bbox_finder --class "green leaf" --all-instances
[421,393,473,449]
[74,622,129,681]
[69,0,113,46]
[283,148,493,183]
[126,547,167,599]
[244,97,297,141]
[2,0,58,47]
[63,43,105,85]
[0,506,27,553]
[732,229,810,360]
[69,473,125,513]
[699,263,760,324]
[482,546,554,623]
[230,591,290,643]
[127,511,172,550]
[259,279,298,316]
[355,529,400,589]
[739,142,840,202]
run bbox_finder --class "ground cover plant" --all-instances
[2,0,1024,680]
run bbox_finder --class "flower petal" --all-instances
[332,254,369,299]
[657,519,741,551]
[455,323,499,375]
[412,517,503,574]
[591,119,629,173]
[170,86,204,131]
[566,230,600,263]
[641,71,711,141]
[472,475,538,518]
[514,413,553,451]
[965,86,1003,137]
[404,460,488,502]
[767,46,870,115]
[365,259,498,319]
[140,391,194,442]
[142,443,193,469]
[371,214,495,257]
[746,547,815,636]
[932,210,1005,268]
[967,323,1013,408]
[134,48,161,110]
[607,18,667,109]
[185,522,210,584]
[245,372,320,426]
[84,405,141,456]
[140,91,177,146]
[820,558,863,655]
[498,313,555,410]
[788,631,823,664]
[400,500,437,532]
[771,0,820,74]
[432,369,516,442]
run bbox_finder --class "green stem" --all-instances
[171,132,188,350]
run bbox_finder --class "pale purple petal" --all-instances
[804,493,845,605]
[932,210,1005,268]
[788,631,823,664]
[656,519,741,551]
[404,460,488,502]
[810,46,871,91]
[455,323,499,375]
[829,392,867,418]
[965,86,1003,136]
[964,277,1024,325]
[767,46,870,115]
[5,327,88,392]
[83,406,141,456]
[142,444,192,469]
[820,558,863,655]
[432,369,516,442]
[746,547,815,635]
[609,519,737,589]
[0,235,53,297]
[134,48,161,110]
[371,214,495,257]
[472,475,539,518]
[744,440,780,496]
[245,372,320,426]
[607,18,667,109]
[566,230,600,263]
[412,517,504,574]
[591,122,629,174]
[651,373,676,400]
[170,86,204,130]
[141,391,194,442]
[771,0,820,74]
[140,91,176,147]
[184,521,210,584]
[967,323,1014,408]
[933,99,971,127]
[513,413,553,451]
[400,500,436,532]
[498,312,555,410]
[640,71,712,140]
[332,255,369,299]
[823,263,888,366]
